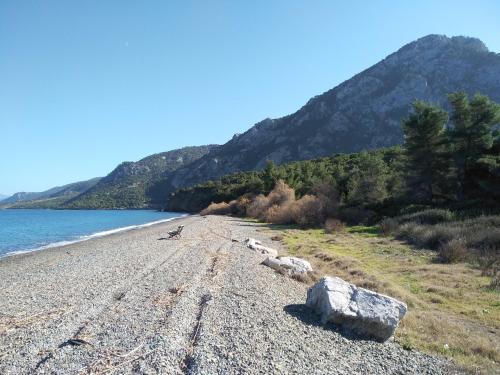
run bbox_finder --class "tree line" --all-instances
[166,92,500,217]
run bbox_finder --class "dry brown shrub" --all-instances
[324,218,345,234]
[267,180,295,206]
[200,202,231,216]
[315,252,334,262]
[246,194,270,219]
[264,203,294,224]
[228,194,253,216]
[290,271,319,284]
[439,238,468,263]
[247,181,295,221]
[290,194,324,227]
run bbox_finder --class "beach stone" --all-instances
[306,276,407,341]
[245,238,278,257]
[263,256,312,274]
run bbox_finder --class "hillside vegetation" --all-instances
[64,145,216,209]
[0,177,101,209]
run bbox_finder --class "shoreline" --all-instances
[0,213,189,260]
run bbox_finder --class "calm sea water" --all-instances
[0,209,186,257]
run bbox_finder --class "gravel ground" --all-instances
[0,215,465,374]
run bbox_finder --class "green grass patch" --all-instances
[346,225,379,236]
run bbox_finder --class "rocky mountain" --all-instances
[65,145,216,209]
[0,177,101,208]
[161,35,500,198]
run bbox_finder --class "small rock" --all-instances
[262,256,312,274]
[245,238,278,257]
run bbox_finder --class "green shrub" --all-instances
[339,207,377,225]
[396,209,455,225]
[379,217,398,236]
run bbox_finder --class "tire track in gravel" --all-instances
[75,220,233,374]
[29,219,217,374]
[175,217,237,374]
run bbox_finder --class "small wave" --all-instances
[1,214,189,259]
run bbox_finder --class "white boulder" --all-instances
[306,276,407,341]
[245,238,278,257]
[263,256,313,274]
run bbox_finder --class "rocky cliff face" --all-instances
[166,35,500,192]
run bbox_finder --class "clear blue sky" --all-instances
[1,0,499,194]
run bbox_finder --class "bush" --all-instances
[247,194,270,219]
[312,181,340,218]
[339,207,377,225]
[397,223,455,250]
[200,202,231,216]
[379,217,398,236]
[324,218,345,234]
[396,209,455,225]
[246,181,327,227]
[247,181,295,221]
[228,194,254,216]
[291,195,324,227]
[439,238,468,263]
[267,180,295,206]
[265,203,294,224]
[490,274,499,290]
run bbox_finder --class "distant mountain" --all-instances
[158,35,500,200]
[0,177,101,208]
[0,194,9,202]
[65,145,216,209]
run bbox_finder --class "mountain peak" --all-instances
[403,34,489,54]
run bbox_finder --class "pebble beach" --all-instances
[0,215,463,374]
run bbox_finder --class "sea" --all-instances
[0,209,186,258]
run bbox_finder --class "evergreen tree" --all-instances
[262,160,278,192]
[346,152,389,206]
[448,92,500,199]
[402,101,451,202]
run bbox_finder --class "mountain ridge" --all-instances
[65,145,217,209]
[0,177,102,208]
[159,34,500,198]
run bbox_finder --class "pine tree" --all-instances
[402,101,451,202]
[262,160,278,192]
[346,152,389,206]
[448,92,500,199]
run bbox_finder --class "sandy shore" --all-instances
[0,215,461,374]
